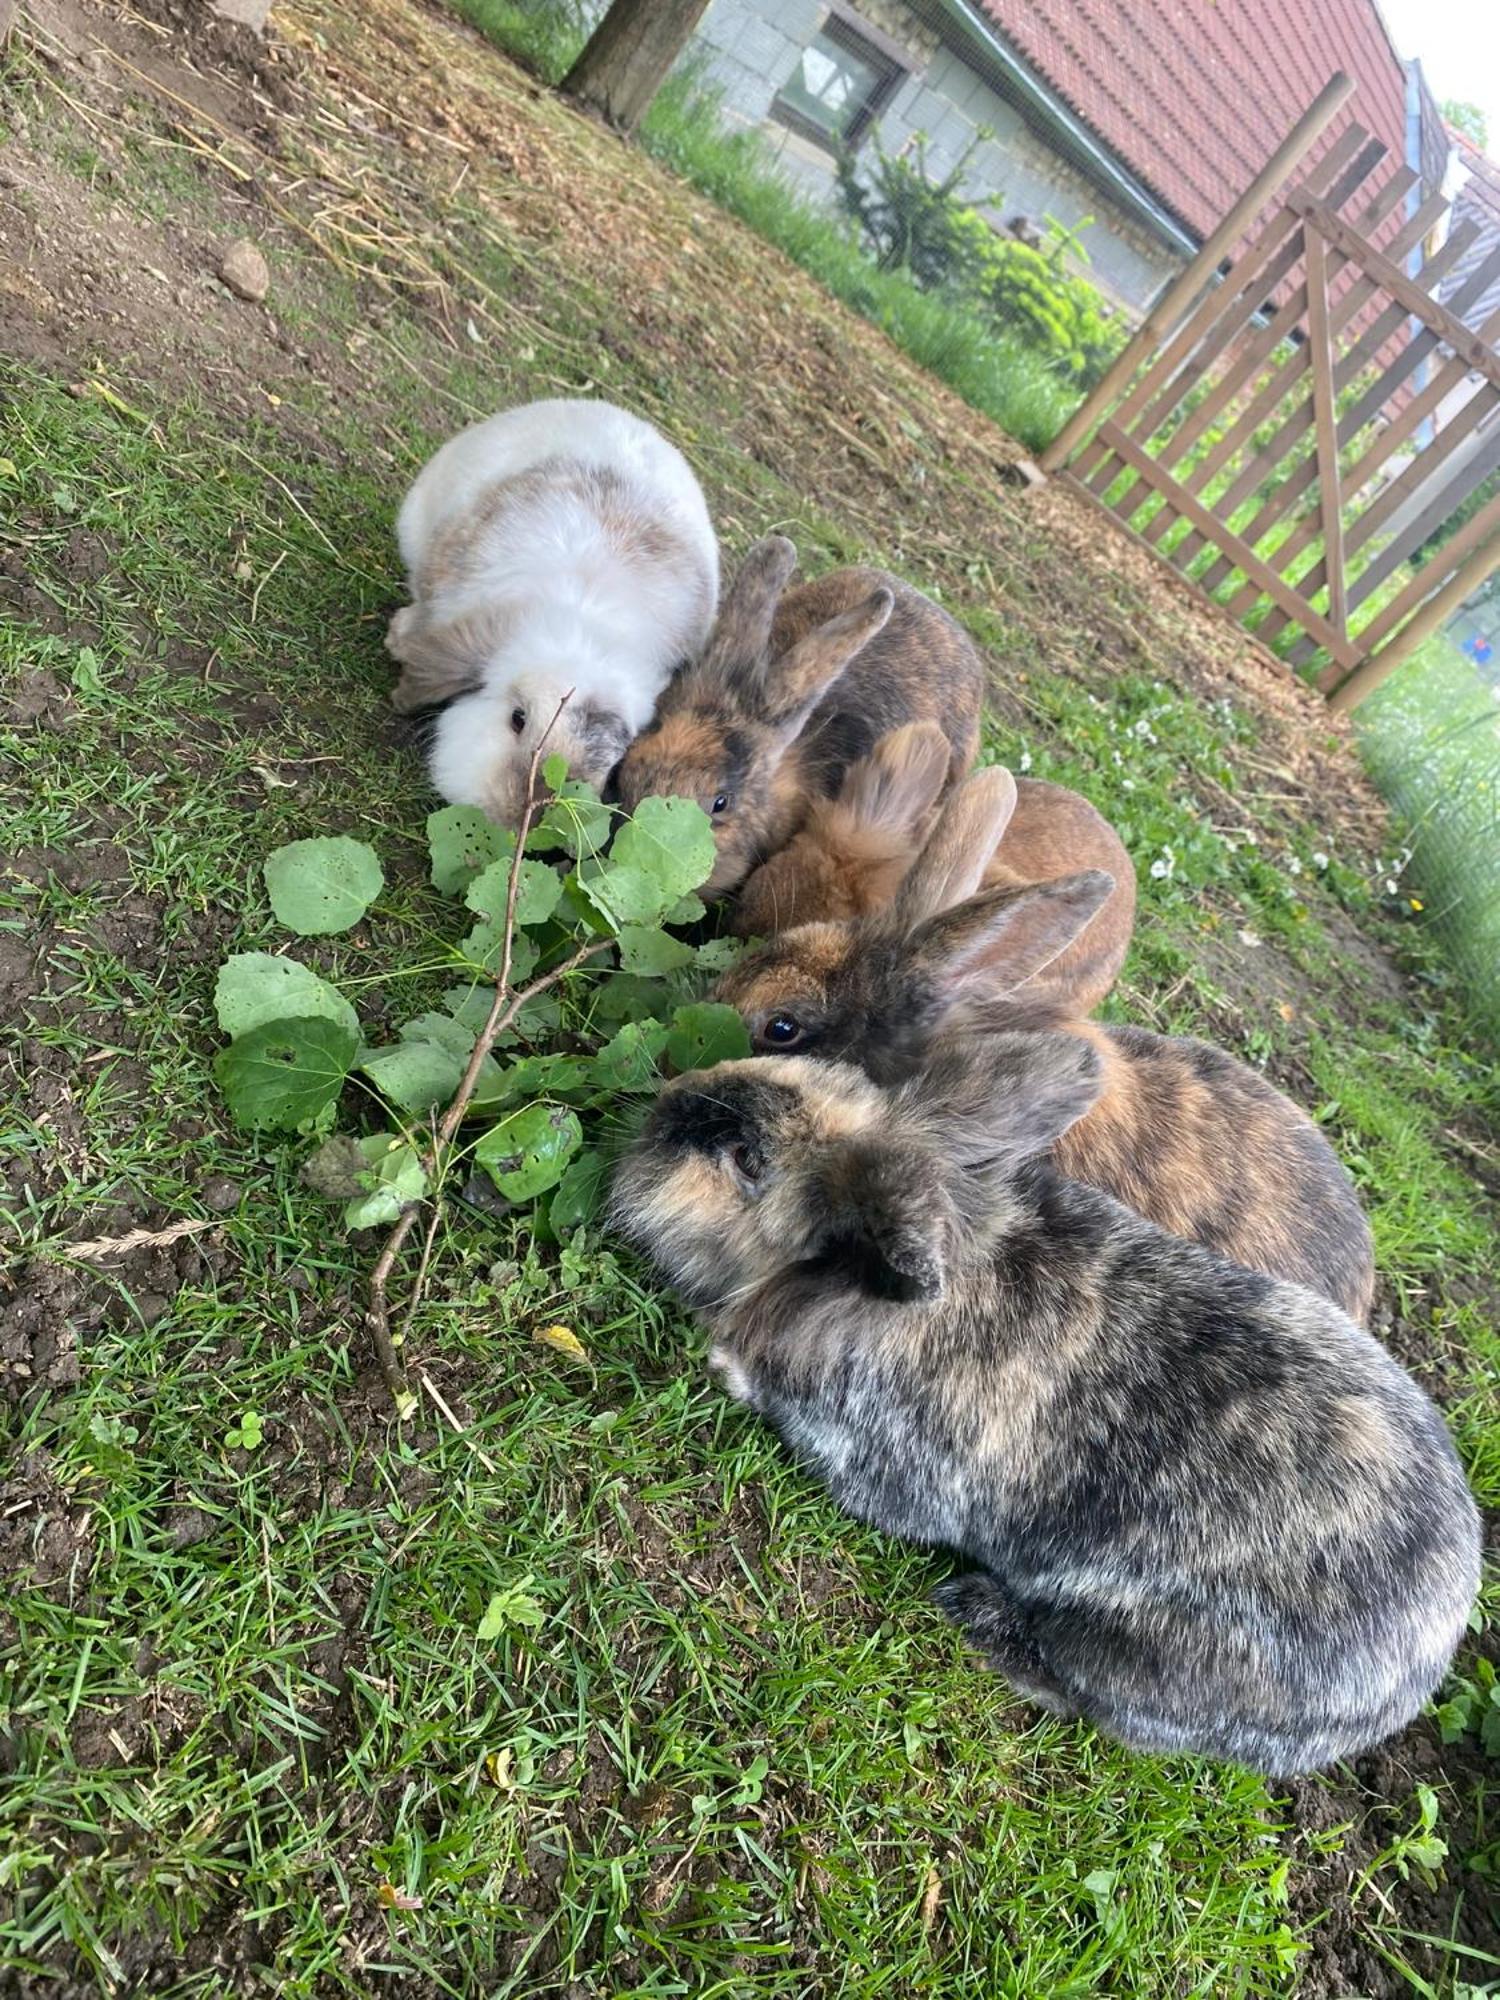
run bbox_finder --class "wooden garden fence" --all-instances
[1039,75,1500,711]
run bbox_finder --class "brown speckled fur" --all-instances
[613,538,984,899]
[712,865,1374,1320]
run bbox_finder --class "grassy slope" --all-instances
[0,4,1496,1995]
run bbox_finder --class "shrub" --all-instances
[836,130,1127,389]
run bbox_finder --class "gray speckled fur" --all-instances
[612,1038,1480,1776]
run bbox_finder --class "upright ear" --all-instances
[386,604,499,714]
[894,766,1019,922]
[900,1029,1104,1167]
[700,536,800,679]
[804,1137,952,1301]
[758,587,894,734]
[909,870,1116,1003]
[836,722,951,841]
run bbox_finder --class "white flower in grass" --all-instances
[1287,855,1303,876]
[1149,845,1176,881]
[1018,750,1032,773]
[1121,777,1136,791]
[1312,850,1329,870]
[1238,927,1263,947]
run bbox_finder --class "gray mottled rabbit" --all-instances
[612,1035,1479,1775]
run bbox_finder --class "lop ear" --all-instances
[804,1137,951,1301]
[910,869,1116,1002]
[759,587,894,735]
[894,766,1019,922]
[700,536,800,680]
[386,604,501,714]
[836,722,952,840]
[899,1029,1104,1167]
[574,702,633,785]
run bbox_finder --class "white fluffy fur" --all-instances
[392,398,719,824]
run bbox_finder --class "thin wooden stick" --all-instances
[365,694,610,1408]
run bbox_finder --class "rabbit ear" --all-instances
[911,870,1116,1001]
[900,1029,1103,1166]
[387,605,499,713]
[836,722,952,839]
[700,536,799,680]
[804,1136,950,1301]
[894,766,1019,922]
[758,587,894,733]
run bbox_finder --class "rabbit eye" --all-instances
[510,707,527,735]
[726,1141,762,1187]
[710,792,731,817]
[761,1014,803,1049]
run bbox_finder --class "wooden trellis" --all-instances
[1040,75,1500,710]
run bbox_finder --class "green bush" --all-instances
[835,129,1126,389]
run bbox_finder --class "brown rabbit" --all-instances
[612,538,984,899]
[730,722,953,937]
[712,832,1374,1320]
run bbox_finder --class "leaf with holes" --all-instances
[610,796,716,902]
[263,837,383,936]
[617,926,695,976]
[214,952,359,1040]
[465,854,564,932]
[590,1019,668,1092]
[215,1016,358,1132]
[457,921,541,984]
[474,1101,583,1200]
[358,1036,466,1114]
[428,805,513,897]
[665,1003,752,1073]
[576,860,670,930]
[549,1149,609,1233]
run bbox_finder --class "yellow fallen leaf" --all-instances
[482,1747,515,1790]
[1277,1002,1295,1022]
[536,1323,590,1365]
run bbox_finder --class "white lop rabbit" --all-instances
[388,398,719,824]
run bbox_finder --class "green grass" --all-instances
[448,0,1078,453]
[4,362,1496,1997]
[1357,634,1500,1040]
[1,6,1497,1984]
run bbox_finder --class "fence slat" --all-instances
[1288,192,1500,388]
[1204,220,1484,600]
[1162,179,1445,566]
[1345,412,1500,615]
[1246,294,1500,615]
[1040,74,1358,475]
[1092,134,1387,509]
[1090,421,1360,665]
[1347,484,1500,658]
[1328,518,1500,710]
[1303,231,1348,633]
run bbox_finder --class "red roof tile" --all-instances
[975,0,1412,240]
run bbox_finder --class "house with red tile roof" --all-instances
[686,0,1456,318]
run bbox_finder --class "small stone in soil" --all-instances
[217,238,270,303]
[201,1176,243,1214]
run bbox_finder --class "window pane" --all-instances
[780,28,887,138]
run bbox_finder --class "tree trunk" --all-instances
[560,0,711,135]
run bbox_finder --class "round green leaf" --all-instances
[474,1102,583,1201]
[263,837,383,936]
[590,1019,669,1091]
[215,1016,358,1132]
[550,1150,608,1234]
[470,1053,589,1113]
[580,860,671,930]
[457,922,541,983]
[359,1037,465,1113]
[527,779,613,862]
[617,926,696,976]
[666,1003,752,1073]
[465,854,564,932]
[611,796,716,901]
[694,936,746,974]
[428,806,512,897]
[214,952,358,1040]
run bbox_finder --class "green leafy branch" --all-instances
[211,696,751,1414]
